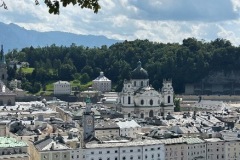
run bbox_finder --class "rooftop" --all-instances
[0,137,28,148]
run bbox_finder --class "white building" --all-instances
[224,140,240,160]
[185,138,206,160]
[0,137,30,160]
[84,139,165,160]
[54,81,71,95]
[161,138,188,160]
[92,72,111,92]
[205,138,225,160]
[118,61,174,118]
[116,119,141,138]
[192,100,225,111]
[9,79,21,89]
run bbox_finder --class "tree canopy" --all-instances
[1,0,100,14]
[6,38,240,94]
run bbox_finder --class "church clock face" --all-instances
[86,116,93,125]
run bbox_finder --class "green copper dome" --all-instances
[131,61,148,79]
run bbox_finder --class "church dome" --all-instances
[131,61,148,79]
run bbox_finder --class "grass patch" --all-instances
[45,82,54,91]
[21,67,34,74]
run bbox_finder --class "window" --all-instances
[64,155,67,158]
[123,157,126,160]
[150,99,153,105]
[128,96,131,104]
[115,150,118,153]
[145,149,148,151]
[107,151,110,153]
[122,150,126,153]
[138,149,141,152]
[91,152,94,154]
[99,151,102,154]
[130,150,133,152]
[141,99,144,105]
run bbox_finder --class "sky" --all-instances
[1,0,240,45]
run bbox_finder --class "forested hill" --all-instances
[6,38,240,93]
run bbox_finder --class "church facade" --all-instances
[118,61,174,118]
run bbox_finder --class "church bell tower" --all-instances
[0,45,8,85]
[83,97,95,141]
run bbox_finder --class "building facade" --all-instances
[118,61,174,118]
[54,81,71,95]
[92,72,111,92]
[0,137,29,160]
[116,119,141,138]
[205,138,224,160]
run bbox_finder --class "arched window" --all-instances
[128,96,131,104]
[141,99,144,105]
[149,110,154,117]
[150,99,153,105]
[141,81,143,87]
[168,96,171,103]
[141,113,144,118]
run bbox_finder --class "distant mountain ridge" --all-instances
[0,22,120,52]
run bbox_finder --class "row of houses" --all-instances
[2,135,240,160]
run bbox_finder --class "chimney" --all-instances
[68,133,73,139]
[50,143,54,150]
[34,136,39,142]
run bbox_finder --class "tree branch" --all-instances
[0,1,7,10]
[1,0,100,14]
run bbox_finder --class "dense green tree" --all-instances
[6,38,240,94]
[80,73,90,84]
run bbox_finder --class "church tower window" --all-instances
[150,99,153,105]
[168,96,171,103]
[128,96,131,104]
[141,99,144,105]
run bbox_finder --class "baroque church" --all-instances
[118,61,174,118]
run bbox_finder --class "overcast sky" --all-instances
[1,0,240,45]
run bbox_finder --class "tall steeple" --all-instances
[83,97,95,141]
[0,45,4,63]
[0,45,7,85]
